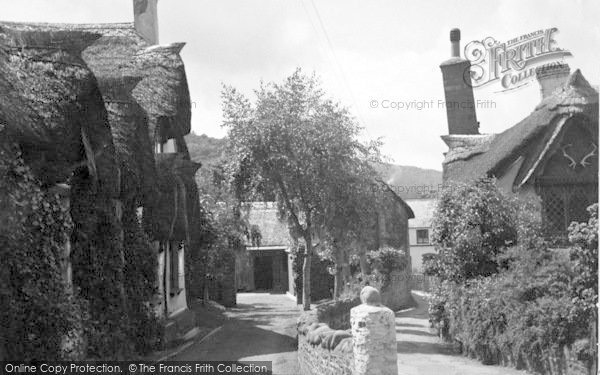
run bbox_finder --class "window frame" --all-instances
[416,229,430,245]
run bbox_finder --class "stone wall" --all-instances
[297,287,398,375]
[297,332,353,375]
[315,297,360,330]
[297,299,354,375]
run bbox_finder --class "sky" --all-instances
[1,0,598,170]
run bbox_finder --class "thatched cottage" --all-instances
[440,29,598,240]
[0,0,202,354]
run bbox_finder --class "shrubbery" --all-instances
[342,247,409,301]
[425,178,597,373]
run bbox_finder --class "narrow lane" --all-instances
[174,292,531,375]
[172,293,300,375]
[396,293,531,375]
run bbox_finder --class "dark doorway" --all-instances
[254,255,273,290]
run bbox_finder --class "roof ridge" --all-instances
[0,21,134,29]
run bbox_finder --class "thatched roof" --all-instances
[443,69,599,186]
[145,153,201,240]
[242,202,294,247]
[132,43,192,142]
[0,22,119,193]
[381,182,415,219]
[9,22,193,149]
[99,76,157,206]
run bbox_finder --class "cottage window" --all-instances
[416,229,429,244]
[170,242,183,295]
[539,183,597,241]
[155,139,177,154]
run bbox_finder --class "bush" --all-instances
[427,177,597,373]
[426,178,517,282]
[366,247,409,286]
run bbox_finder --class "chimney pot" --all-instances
[450,28,461,42]
[450,28,461,57]
[133,0,159,45]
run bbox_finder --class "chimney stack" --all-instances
[134,0,159,45]
[535,63,570,100]
[440,28,479,135]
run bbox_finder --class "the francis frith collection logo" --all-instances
[464,28,572,92]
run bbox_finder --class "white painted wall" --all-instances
[408,228,435,273]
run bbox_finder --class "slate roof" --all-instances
[443,69,599,187]
[405,199,437,228]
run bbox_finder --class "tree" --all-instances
[221,69,381,310]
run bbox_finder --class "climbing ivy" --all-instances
[0,142,82,360]
[122,205,162,354]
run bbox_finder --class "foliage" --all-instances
[122,206,162,354]
[366,247,409,286]
[221,68,382,309]
[70,171,129,359]
[292,245,334,302]
[0,143,82,360]
[426,176,598,373]
[567,204,598,361]
[426,178,517,282]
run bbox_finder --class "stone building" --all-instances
[236,202,296,295]
[440,29,598,239]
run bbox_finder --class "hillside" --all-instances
[185,132,227,166]
[185,133,442,199]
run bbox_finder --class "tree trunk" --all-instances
[333,248,344,299]
[302,233,312,311]
[359,249,369,276]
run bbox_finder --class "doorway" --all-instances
[253,255,273,290]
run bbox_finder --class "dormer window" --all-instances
[155,138,177,154]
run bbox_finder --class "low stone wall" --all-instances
[297,331,353,375]
[298,287,399,375]
[315,297,360,330]
[297,299,355,375]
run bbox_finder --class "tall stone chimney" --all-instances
[440,28,479,135]
[535,63,570,100]
[133,0,159,45]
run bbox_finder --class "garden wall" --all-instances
[297,334,353,375]
[297,299,355,375]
